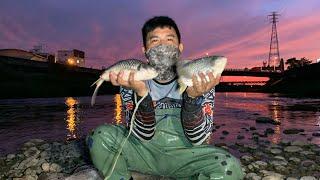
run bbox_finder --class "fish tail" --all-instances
[91,79,103,106]
[178,84,187,94]
[178,79,187,94]
[90,78,101,87]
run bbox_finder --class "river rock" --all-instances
[6,154,16,160]
[300,176,317,180]
[286,178,298,180]
[23,147,40,158]
[241,155,254,163]
[65,168,103,180]
[273,156,286,161]
[283,128,304,134]
[41,162,50,172]
[265,128,275,134]
[312,132,320,137]
[256,117,280,125]
[270,160,288,166]
[49,163,62,173]
[291,140,308,146]
[270,148,282,155]
[284,146,303,153]
[259,170,284,179]
[288,157,301,164]
[222,130,229,135]
[301,160,316,168]
[245,172,261,180]
[280,139,291,146]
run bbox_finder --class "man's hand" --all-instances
[110,71,148,97]
[186,72,221,98]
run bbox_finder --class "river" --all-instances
[0,92,319,156]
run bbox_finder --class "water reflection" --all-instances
[269,100,281,144]
[65,97,79,140]
[114,94,122,124]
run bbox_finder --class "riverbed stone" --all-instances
[301,160,316,168]
[245,172,261,180]
[241,155,254,164]
[270,148,282,155]
[270,160,288,166]
[284,146,303,153]
[283,128,304,134]
[312,132,320,137]
[23,147,40,158]
[291,140,308,146]
[300,176,317,180]
[288,157,301,164]
[256,117,280,125]
[259,170,284,179]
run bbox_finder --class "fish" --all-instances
[91,59,158,105]
[176,55,227,94]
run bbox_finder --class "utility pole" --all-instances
[268,12,281,71]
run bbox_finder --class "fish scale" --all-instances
[91,59,158,105]
[176,56,227,94]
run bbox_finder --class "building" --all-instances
[56,49,85,67]
[0,49,49,62]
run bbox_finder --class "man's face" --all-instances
[142,26,183,53]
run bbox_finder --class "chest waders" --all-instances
[87,107,244,180]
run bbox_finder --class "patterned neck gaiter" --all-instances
[145,44,181,82]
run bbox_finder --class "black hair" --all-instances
[142,16,181,47]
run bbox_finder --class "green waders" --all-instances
[87,108,244,180]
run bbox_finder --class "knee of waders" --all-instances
[214,154,244,179]
[86,124,124,151]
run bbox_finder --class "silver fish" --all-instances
[176,55,227,93]
[91,59,158,105]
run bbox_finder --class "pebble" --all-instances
[270,148,282,154]
[284,146,303,153]
[300,176,317,180]
[312,132,320,137]
[283,128,304,134]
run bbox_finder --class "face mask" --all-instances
[145,44,181,82]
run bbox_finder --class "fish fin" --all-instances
[176,59,191,67]
[91,79,103,106]
[176,60,191,76]
[179,84,187,94]
[178,79,187,94]
[91,78,100,87]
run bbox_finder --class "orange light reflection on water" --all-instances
[65,97,79,140]
[270,100,281,144]
[114,94,123,124]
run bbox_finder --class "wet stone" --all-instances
[245,173,261,180]
[291,140,308,146]
[273,156,286,161]
[249,126,257,131]
[265,128,275,134]
[301,160,315,168]
[300,176,317,180]
[283,128,304,134]
[284,146,303,153]
[237,135,245,140]
[270,160,288,166]
[312,132,320,137]
[270,148,282,155]
[256,117,280,125]
[289,157,301,164]
[222,130,229,135]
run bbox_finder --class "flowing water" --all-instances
[0,92,319,156]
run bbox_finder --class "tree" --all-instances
[285,57,312,70]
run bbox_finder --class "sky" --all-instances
[0,0,319,69]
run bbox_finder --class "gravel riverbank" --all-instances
[1,136,319,180]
